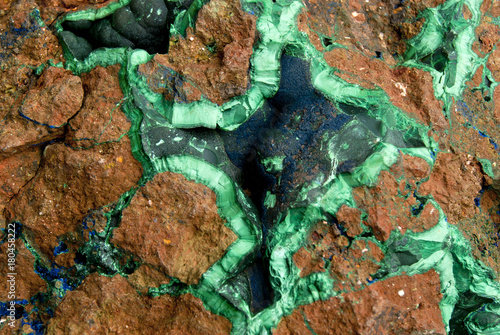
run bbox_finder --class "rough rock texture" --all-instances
[138,57,203,103]
[125,264,171,294]
[112,171,237,285]
[419,153,484,224]
[0,1,65,156]
[5,138,143,266]
[20,66,83,128]
[66,65,130,148]
[293,220,384,291]
[0,239,46,301]
[353,154,440,241]
[141,0,257,105]
[323,48,446,129]
[335,204,363,237]
[298,0,447,58]
[0,147,42,228]
[46,273,232,334]
[274,270,446,335]
[2,0,500,332]
[0,112,64,158]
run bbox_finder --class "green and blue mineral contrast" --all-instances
[2,0,500,333]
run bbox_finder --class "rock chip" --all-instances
[324,48,446,129]
[125,264,171,294]
[147,0,256,105]
[0,147,42,228]
[419,152,484,224]
[111,171,237,285]
[354,154,440,241]
[0,238,46,301]
[292,220,383,290]
[476,21,500,55]
[335,205,363,237]
[292,247,325,278]
[5,138,143,266]
[46,273,232,334]
[274,270,446,335]
[66,65,130,148]
[20,66,83,128]
[0,113,64,158]
[138,58,203,103]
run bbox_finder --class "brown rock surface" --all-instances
[138,59,202,103]
[299,0,446,58]
[292,220,384,290]
[66,65,130,148]
[418,152,484,224]
[20,66,83,128]
[476,21,500,55]
[46,273,232,334]
[0,8,66,156]
[329,238,384,292]
[488,46,500,82]
[335,205,363,237]
[5,138,143,265]
[354,154,440,241]
[147,0,256,105]
[0,113,64,158]
[274,270,446,335]
[0,238,46,301]
[111,171,237,285]
[0,147,42,228]
[292,247,325,278]
[324,48,446,129]
[125,264,171,294]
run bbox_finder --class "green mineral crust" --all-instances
[1,0,500,333]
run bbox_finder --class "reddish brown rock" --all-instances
[300,0,446,58]
[0,112,64,158]
[495,85,500,123]
[293,247,326,278]
[0,29,65,157]
[0,238,46,301]
[111,171,237,285]
[20,66,83,128]
[37,0,116,23]
[149,0,256,105]
[46,273,232,334]
[324,48,446,129]
[354,163,440,242]
[467,65,484,89]
[329,239,384,292]
[0,65,35,119]
[66,65,130,148]
[481,0,492,14]
[0,147,42,228]
[274,270,446,335]
[335,205,363,237]
[488,46,500,82]
[419,152,484,224]
[402,154,431,187]
[492,0,500,17]
[5,138,143,266]
[441,93,500,178]
[476,21,500,54]
[292,220,383,290]
[0,2,63,85]
[138,57,203,103]
[126,264,171,295]
[0,317,23,334]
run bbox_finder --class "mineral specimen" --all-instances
[0,0,500,334]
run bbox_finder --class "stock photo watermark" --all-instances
[5,222,17,327]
